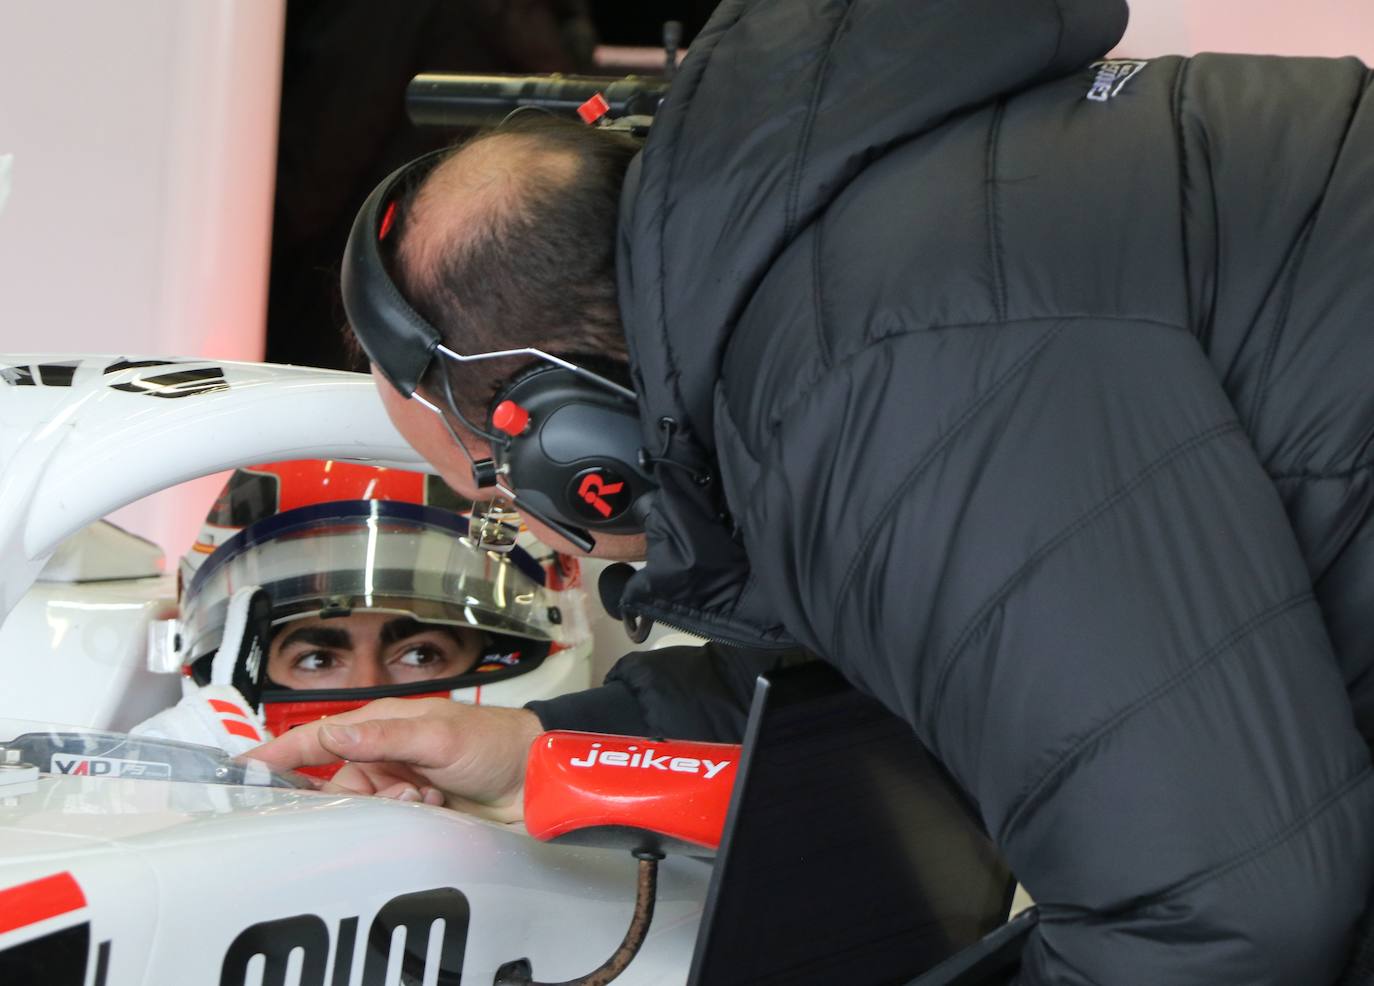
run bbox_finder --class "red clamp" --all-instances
[524,731,740,852]
[576,92,611,126]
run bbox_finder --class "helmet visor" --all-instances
[181,501,556,662]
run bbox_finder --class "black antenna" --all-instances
[663,21,682,82]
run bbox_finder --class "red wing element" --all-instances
[524,731,740,853]
[0,872,86,935]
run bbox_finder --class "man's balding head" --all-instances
[397,132,578,294]
[387,113,640,426]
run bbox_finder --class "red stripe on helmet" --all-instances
[242,460,427,513]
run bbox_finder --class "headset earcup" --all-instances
[490,367,655,534]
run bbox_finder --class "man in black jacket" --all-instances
[257,1,1374,981]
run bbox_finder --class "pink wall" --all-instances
[0,2,284,562]
[1117,0,1373,62]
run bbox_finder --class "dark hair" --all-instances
[395,112,640,429]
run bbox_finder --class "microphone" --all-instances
[597,563,636,620]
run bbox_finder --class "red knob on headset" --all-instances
[577,92,611,125]
[492,400,531,436]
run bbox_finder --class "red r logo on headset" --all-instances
[577,473,625,518]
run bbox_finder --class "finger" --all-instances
[325,697,449,723]
[249,721,341,771]
[323,763,384,796]
[376,781,423,802]
[421,787,445,807]
[316,716,467,770]
[247,698,453,771]
[324,761,424,797]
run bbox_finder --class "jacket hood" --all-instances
[615,0,1129,641]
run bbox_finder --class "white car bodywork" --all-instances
[0,355,709,985]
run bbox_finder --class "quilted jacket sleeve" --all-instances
[728,316,1374,984]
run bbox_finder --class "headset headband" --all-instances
[340,149,451,397]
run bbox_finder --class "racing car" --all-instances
[0,355,718,985]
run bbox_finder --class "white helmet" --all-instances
[174,461,592,747]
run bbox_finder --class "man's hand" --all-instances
[247,698,544,823]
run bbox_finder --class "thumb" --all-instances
[318,717,462,770]
[319,722,363,754]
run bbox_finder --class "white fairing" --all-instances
[0,521,180,731]
[0,356,429,620]
[0,769,707,984]
[0,573,181,732]
[38,520,164,584]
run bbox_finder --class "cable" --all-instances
[493,851,664,986]
[637,417,712,486]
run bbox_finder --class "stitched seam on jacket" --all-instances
[1149,763,1373,904]
[794,314,1186,427]
[1170,58,1196,337]
[1174,58,1223,352]
[812,222,833,370]
[1248,217,1318,428]
[1268,414,1374,481]
[1038,763,1373,923]
[652,3,741,436]
[985,100,1008,323]
[1046,0,1066,70]
[784,0,856,240]
[827,322,1067,660]
[1271,459,1374,482]
[929,419,1244,739]
[865,312,1186,344]
[1250,72,1369,426]
[998,588,1314,846]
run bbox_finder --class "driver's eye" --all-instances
[294,651,340,672]
[396,645,444,667]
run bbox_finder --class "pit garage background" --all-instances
[0,0,1369,673]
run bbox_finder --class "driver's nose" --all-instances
[342,655,386,690]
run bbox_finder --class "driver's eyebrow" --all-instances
[275,625,353,651]
[379,616,434,647]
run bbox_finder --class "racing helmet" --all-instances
[176,461,592,737]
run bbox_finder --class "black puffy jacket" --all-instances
[557,1,1374,981]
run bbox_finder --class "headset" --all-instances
[340,143,656,554]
